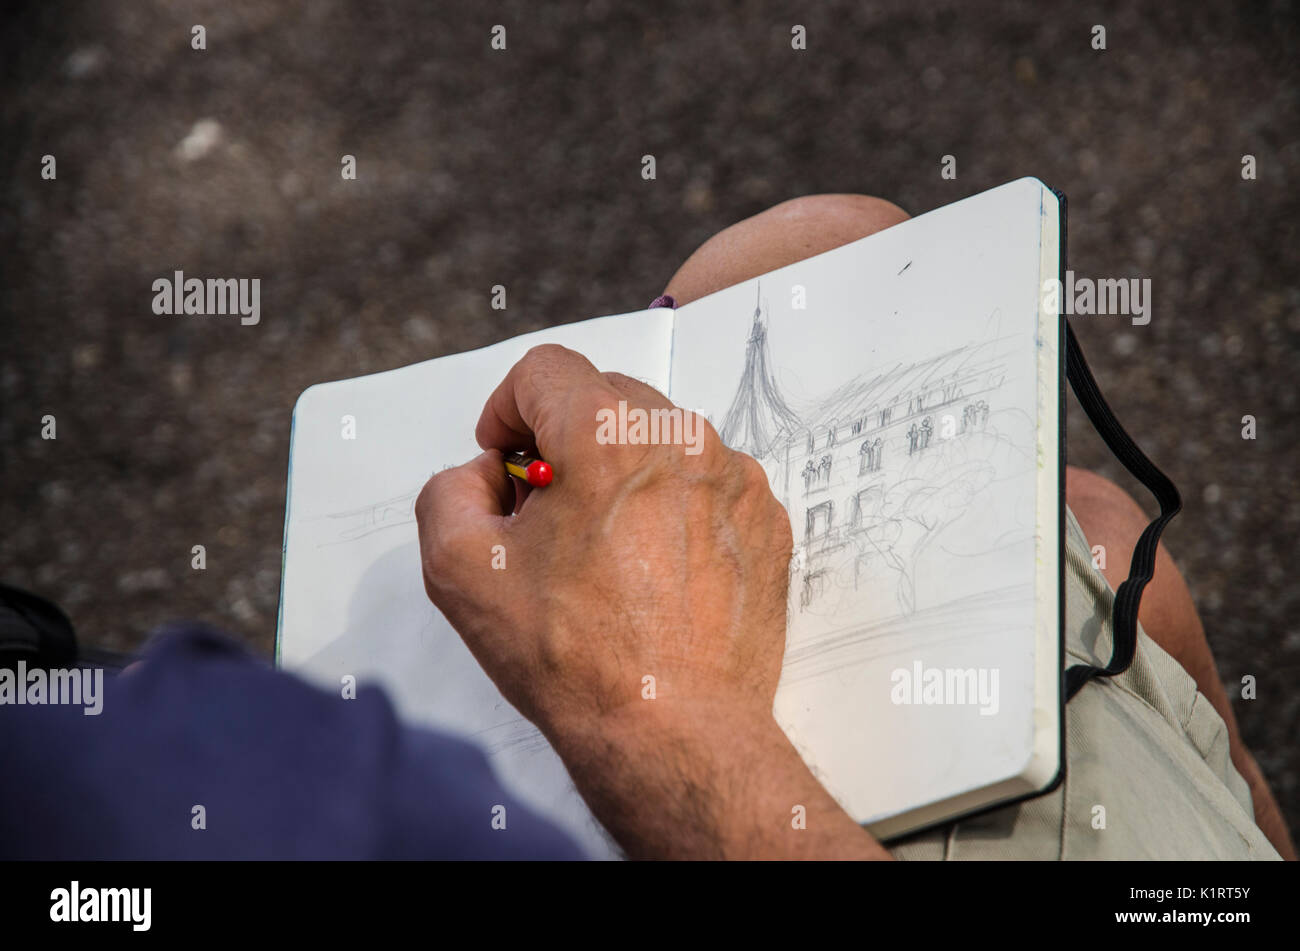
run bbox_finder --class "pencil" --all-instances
[503,451,553,487]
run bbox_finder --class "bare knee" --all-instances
[756,194,911,236]
[663,194,910,306]
[1066,466,1148,534]
[1065,465,1150,587]
[1067,463,1213,667]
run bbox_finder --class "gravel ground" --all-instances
[2,1,1298,829]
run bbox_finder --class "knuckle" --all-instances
[414,477,438,527]
[602,370,635,389]
[693,413,724,452]
[522,342,569,364]
[518,345,575,400]
[575,385,615,424]
[415,470,451,524]
[733,450,770,490]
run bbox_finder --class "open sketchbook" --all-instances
[278,177,1064,855]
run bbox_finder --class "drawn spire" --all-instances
[719,282,803,459]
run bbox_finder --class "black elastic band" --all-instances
[1063,323,1182,700]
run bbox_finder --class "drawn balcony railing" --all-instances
[804,526,849,558]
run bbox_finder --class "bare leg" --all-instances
[661,193,1295,859]
[1066,466,1295,859]
[663,194,910,305]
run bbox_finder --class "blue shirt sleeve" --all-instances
[0,624,586,859]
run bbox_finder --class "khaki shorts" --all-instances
[889,506,1281,860]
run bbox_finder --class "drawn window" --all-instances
[818,454,833,484]
[805,500,833,541]
[800,569,829,610]
[850,485,882,527]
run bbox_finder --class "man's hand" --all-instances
[415,344,889,859]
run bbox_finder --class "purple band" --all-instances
[648,294,677,310]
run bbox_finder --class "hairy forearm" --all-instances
[548,701,891,860]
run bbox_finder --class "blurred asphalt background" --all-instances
[2,1,1297,828]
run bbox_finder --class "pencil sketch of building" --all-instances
[719,288,1028,621]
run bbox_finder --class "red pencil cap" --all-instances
[525,460,553,487]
